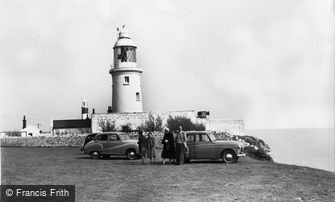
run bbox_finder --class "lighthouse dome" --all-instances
[114,38,136,48]
[114,27,137,48]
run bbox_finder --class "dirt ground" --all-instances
[1,147,334,201]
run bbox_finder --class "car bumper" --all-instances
[237,153,246,157]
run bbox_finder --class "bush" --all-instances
[141,113,163,132]
[120,124,133,132]
[212,132,273,161]
[166,115,205,132]
[244,146,273,161]
[98,120,116,132]
[238,135,271,151]
[212,131,233,141]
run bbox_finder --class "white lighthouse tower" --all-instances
[81,99,89,119]
[109,26,143,113]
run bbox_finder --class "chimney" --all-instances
[107,106,112,113]
[22,115,26,129]
[92,108,95,114]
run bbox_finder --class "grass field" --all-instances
[1,147,334,201]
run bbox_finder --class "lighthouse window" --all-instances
[126,48,136,62]
[124,76,129,84]
[117,47,136,62]
[136,92,140,101]
[120,47,127,62]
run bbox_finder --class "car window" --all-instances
[195,134,200,142]
[187,134,195,142]
[208,133,216,141]
[119,134,130,141]
[110,134,119,141]
[199,134,210,142]
[97,134,108,141]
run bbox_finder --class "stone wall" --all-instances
[91,110,245,136]
[53,128,91,136]
[91,110,198,132]
[0,135,86,147]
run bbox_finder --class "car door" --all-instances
[194,133,216,159]
[186,134,196,159]
[106,134,123,155]
[95,134,109,153]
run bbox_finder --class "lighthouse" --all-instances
[109,26,143,113]
[81,100,89,119]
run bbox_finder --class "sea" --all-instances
[246,128,334,172]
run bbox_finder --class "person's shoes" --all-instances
[162,160,165,165]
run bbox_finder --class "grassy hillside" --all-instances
[1,147,334,201]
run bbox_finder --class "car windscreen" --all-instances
[118,134,131,141]
[87,134,97,140]
[208,133,216,141]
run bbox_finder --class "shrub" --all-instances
[244,146,273,161]
[212,131,233,141]
[98,120,116,132]
[141,113,163,132]
[166,115,206,132]
[212,132,273,162]
[120,123,133,132]
[238,135,271,151]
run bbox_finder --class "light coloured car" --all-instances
[83,132,138,160]
[185,131,245,163]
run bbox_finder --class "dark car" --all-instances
[80,133,98,151]
[83,132,139,160]
[185,131,246,163]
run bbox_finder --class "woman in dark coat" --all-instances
[161,127,176,164]
[137,130,146,164]
[146,132,156,163]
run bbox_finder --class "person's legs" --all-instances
[141,155,145,164]
[175,143,181,165]
[180,144,185,165]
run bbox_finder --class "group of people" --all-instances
[137,131,156,164]
[137,126,188,165]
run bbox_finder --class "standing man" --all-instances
[175,126,187,165]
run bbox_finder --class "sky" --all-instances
[0,0,333,131]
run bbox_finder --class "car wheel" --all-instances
[90,151,100,159]
[222,150,237,163]
[126,149,137,160]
